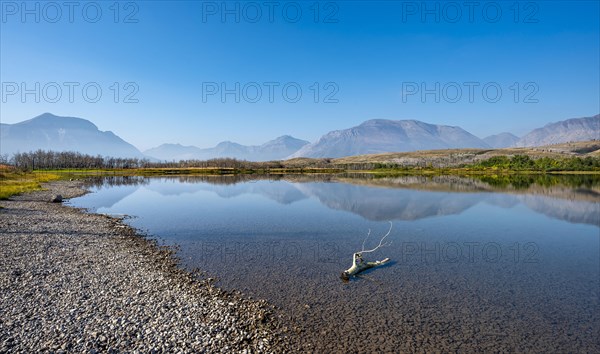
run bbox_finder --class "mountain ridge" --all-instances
[144,135,310,161]
[0,113,145,159]
[289,119,491,158]
[515,115,599,147]
[2,113,598,161]
[483,132,520,148]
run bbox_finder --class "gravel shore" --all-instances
[0,181,291,353]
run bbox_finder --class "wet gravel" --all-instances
[0,181,292,353]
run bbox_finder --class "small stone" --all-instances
[50,194,63,203]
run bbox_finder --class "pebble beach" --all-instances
[0,181,292,353]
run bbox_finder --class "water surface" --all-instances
[70,174,600,352]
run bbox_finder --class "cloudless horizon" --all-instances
[1,1,599,150]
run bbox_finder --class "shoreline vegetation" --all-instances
[1,140,599,200]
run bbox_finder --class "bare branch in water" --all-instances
[361,228,371,253]
[341,221,393,282]
[361,221,393,254]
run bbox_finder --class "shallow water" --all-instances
[70,174,600,352]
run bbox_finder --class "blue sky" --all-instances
[1,0,598,150]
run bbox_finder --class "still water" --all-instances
[70,174,600,352]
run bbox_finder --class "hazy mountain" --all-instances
[6,113,599,161]
[143,143,205,161]
[256,135,310,160]
[0,113,145,158]
[515,115,600,147]
[289,119,490,158]
[144,135,309,162]
[483,132,520,148]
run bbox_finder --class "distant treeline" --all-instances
[3,150,600,172]
[7,151,149,170]
[470,155,600,171]
[3,150,332,170]
[333,155,600,171]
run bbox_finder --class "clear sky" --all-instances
[1,0,598,150]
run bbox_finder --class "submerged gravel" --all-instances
[0,181,292,353]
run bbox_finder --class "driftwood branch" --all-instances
[361,221,393,254]
[341,222,393,282]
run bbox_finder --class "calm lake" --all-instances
[69,174,600,352]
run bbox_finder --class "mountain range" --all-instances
[144,136,309,162]
[1,113,598,161]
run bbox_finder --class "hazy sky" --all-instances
[1,1,598,150]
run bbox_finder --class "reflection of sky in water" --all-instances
[72,178,600,232]
[70,177,600,352]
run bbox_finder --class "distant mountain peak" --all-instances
[289,119,489,159]
[483,132,520,148]
[33,112,58,119]
[35,112,56,118]
[154,143,198,149]
[360,118,393,125]
[216,141,244,148]
[19,112,100,131]
[262,135,309,146]
[1,113,144,158]
[515,114,599,147]
[272,134,301,141]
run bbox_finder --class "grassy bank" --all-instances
[0,169,64,200]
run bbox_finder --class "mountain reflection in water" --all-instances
[80,174,600,226]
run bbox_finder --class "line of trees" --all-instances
[3,150,599,172]
[3,150,335,170]
[8,150,150,170]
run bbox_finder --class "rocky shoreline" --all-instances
[0,180,292,353]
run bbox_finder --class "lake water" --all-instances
[69,174,600,352]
